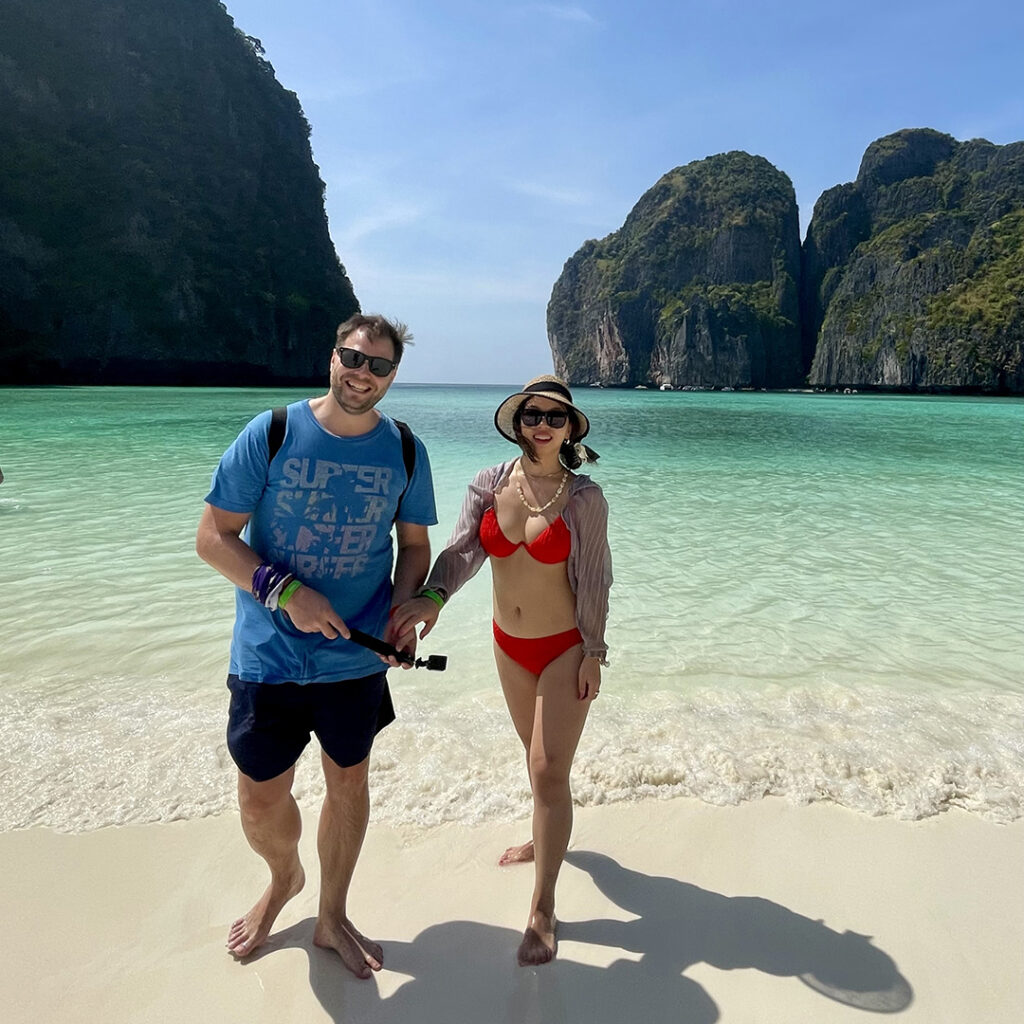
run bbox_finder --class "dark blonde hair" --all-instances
[335,314,412,365]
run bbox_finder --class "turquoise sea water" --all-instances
[1,385,1022,832]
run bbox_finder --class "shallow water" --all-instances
[1,385,1021,831]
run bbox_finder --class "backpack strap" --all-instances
[267,406,287,464]
[392,419,417,520]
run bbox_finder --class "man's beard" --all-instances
[330,377,384,415]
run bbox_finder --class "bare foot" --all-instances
[227,864,305,957]
[517,911,557,967]
[498,840,535,866]
[314,917,384,979]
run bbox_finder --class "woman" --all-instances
[389,375,612,966]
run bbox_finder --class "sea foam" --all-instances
[3,675,1021,833]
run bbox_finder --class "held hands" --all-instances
[279,585,350,640]
[578,656,602,701]
[388,596,442,643]
[383,596,441,670]
[379,607,419,670]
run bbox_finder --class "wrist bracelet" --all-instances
[417,588,445,609]
[277,580,303,609]
[265,573,294,612]
[252,563,294,608]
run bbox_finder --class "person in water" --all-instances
[389,375,612,966]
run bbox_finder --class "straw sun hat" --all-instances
[493,375,591,443]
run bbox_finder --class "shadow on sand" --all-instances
[250,849,912,1023]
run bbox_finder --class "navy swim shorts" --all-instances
[226,672,395,782]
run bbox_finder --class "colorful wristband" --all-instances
[277,580,303,609]
[265,573,295,612]
[252,563,292,606]
[417,588,445,609]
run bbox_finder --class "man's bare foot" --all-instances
[498,840,535,866]
[517,910,557,966]
[313,916,384,979]
[227,864,305,957]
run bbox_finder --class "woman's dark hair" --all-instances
[512,402,583,469]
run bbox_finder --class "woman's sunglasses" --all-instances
[520,407,568,428]
[335,346,397,378]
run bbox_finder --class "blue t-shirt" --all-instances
[206,400,437,683]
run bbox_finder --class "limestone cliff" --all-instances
[546,152,803,388]
[803,129,1024,391]
[0,0,358,385]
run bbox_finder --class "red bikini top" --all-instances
[479,506,571,564]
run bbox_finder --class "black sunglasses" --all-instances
[335,346,397,378]
[520,407,568,428]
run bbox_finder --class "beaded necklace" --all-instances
[515,463,568,513]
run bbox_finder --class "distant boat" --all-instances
[659,383,672,391]
[634,384,648,390]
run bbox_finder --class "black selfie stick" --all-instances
[347,628,448,671]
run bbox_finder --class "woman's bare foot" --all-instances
[517,910,557,966]
[498,840,535,866]
[226,863,305,957]
[313,916,384,979]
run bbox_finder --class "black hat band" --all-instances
[523,380,573,402]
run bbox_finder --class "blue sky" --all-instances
[223,0,1024,384]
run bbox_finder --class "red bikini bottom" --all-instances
[492,621,583,676]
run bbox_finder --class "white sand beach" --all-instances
[3,797,1022,1023]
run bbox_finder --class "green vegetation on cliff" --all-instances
[0,0,358,384]
[804,129,1024,391]
[548,152,802,388]
[926,209,1024,334]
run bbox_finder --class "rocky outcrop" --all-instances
[803,129,1024,391]
[0,0,357,385]
[550,130,1024,393]
[547,152,803,388]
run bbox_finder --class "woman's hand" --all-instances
[578,656,602,701]
[386,596,442,651]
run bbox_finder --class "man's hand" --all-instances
[280,585,350,640]
[378,616,418,670]
[382,598,437,669]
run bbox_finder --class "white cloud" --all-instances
[525,4,600,26]
[505,179,595,205]
[353,262,553,305]
[289,68,433,104]
[333,202,431,246]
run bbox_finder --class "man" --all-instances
[196,314,436,977]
